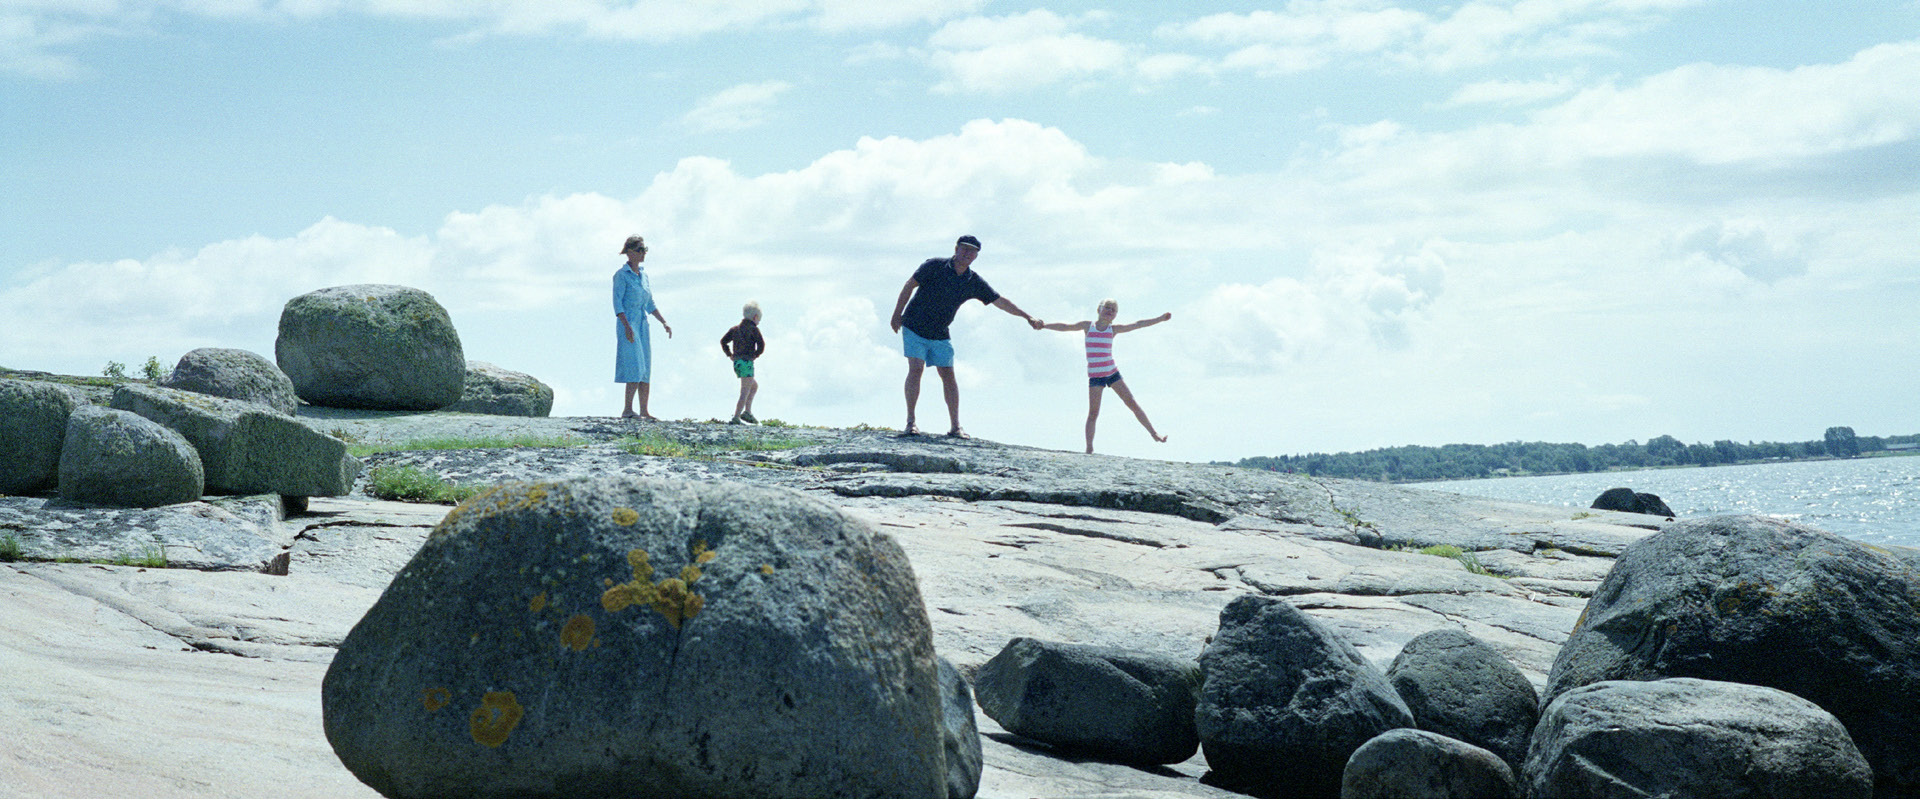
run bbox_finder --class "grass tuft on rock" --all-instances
[368,465,486,505]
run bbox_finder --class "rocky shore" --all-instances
[4,398,1915,797]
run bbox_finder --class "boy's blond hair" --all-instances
[742,301,762,321]
[1097,298,1118,315]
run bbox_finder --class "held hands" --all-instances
[1028,316,1044,330]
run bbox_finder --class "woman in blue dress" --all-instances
[613,235,673,419]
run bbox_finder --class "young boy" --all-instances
[1041,299,1170,453]
[720,302,765,424]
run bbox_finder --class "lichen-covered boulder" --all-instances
[111,384,358,497]
[442,361,553,417]
[1341,728,1515,799]
[1197,594,1414,799]
[1542,515,1920,797]
[936,657,983,799]
[975,637,1200,765]
[322,476,948,799]
[275,284,465,410]
[0,377,77,494]
[58,406,203,507]
[1386,629,1536,775]
[159,347,299,415]
[1526,678,1871,799]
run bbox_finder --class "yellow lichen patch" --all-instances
[528,592,548,613]
[421,686,451,712]
[611,507,640,526]
[694,541,716,564]
[760,564,774,575]
[601,546,708,629]
[469,691,524,748]
[560,614,596,651]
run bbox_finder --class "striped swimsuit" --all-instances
[1085,323,1117,378]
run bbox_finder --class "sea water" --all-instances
[1409,455,1920,549]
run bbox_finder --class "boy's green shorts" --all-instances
[732,358,754,378]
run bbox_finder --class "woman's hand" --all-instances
[662,322,673,338]
[623,323,635,343]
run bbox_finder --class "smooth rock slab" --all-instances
[1526,678,1872,799]
[0,495,292,572]
[323,476,949,799]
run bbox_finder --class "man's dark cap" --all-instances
[956,235,982,250]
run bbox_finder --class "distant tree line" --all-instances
[1222,427,1920,483]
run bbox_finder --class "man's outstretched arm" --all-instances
[991,296,1043,329]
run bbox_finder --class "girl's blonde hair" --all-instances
[1097,298,1118,315]
[742,301,762,320]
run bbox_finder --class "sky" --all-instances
[3,0,1917,464]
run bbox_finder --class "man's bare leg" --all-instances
[903,358,925,434]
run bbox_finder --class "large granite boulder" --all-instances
[0,377,77,495]
[58,406,204,508]
[1527,678,1872,799]
[1341,728,1515,799]
[111,384,358,497]
[159,347,299,416]
[322,477,949,799]
[1386,629,1536,774]
[275,284,465,410]
[1542,515,1920,796]
[1196,594,1414,799]
[936,656,983,799]
[442,361,553,417]
[1589,487,1674,517]
[974,637,1201,766]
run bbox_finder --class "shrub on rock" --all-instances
[1542,515,1920,796]
[159,347,299,416]
[974,637,1201,766]
[58,406,203,507]
[0,377,77,495]
[322,476,949,799]
[1386,628,1536,775]
[111,384,358,497]
[275,284,465,410]
[1526,678,1871,799]
[936,657,983,799]
[1341,728,1515,799]
[1197,594,1413,799]
[442,361,553,417]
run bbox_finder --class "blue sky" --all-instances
[4,0,1917,463]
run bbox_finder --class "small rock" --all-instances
[160,347,299,416]
[937,656,984,799]
[441,360,553,417]
[0,377,77,494]
[1527,678,1871,799]
[1197,594,1413,799]
[59,406,203,508]
[1341,728,1515,799]
[1386,628,1537,774]
[975,636,1201,765]
[1589,487,1674,517]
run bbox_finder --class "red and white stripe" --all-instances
[1085,325,1117,378]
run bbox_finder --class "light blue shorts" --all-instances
[902,328,955,368]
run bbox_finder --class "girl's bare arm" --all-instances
[1112,312,1172,333]
[1041,320,1092,332]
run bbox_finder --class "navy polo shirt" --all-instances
[900,258,999,341]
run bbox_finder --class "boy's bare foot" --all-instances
[620,410,637,419]
[1154,433,1168,443]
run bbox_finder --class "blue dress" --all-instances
[613,264,656,383]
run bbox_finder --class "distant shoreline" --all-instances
[1393,449,1920,485]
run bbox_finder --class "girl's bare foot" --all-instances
[1153,433,1168,443]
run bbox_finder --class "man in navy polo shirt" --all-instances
[888,235,1042,438]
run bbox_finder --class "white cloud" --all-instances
[1165,0,1706,75]
[1440,75,1581,107]
[926,10,1129,94]
[680,80,792,132]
